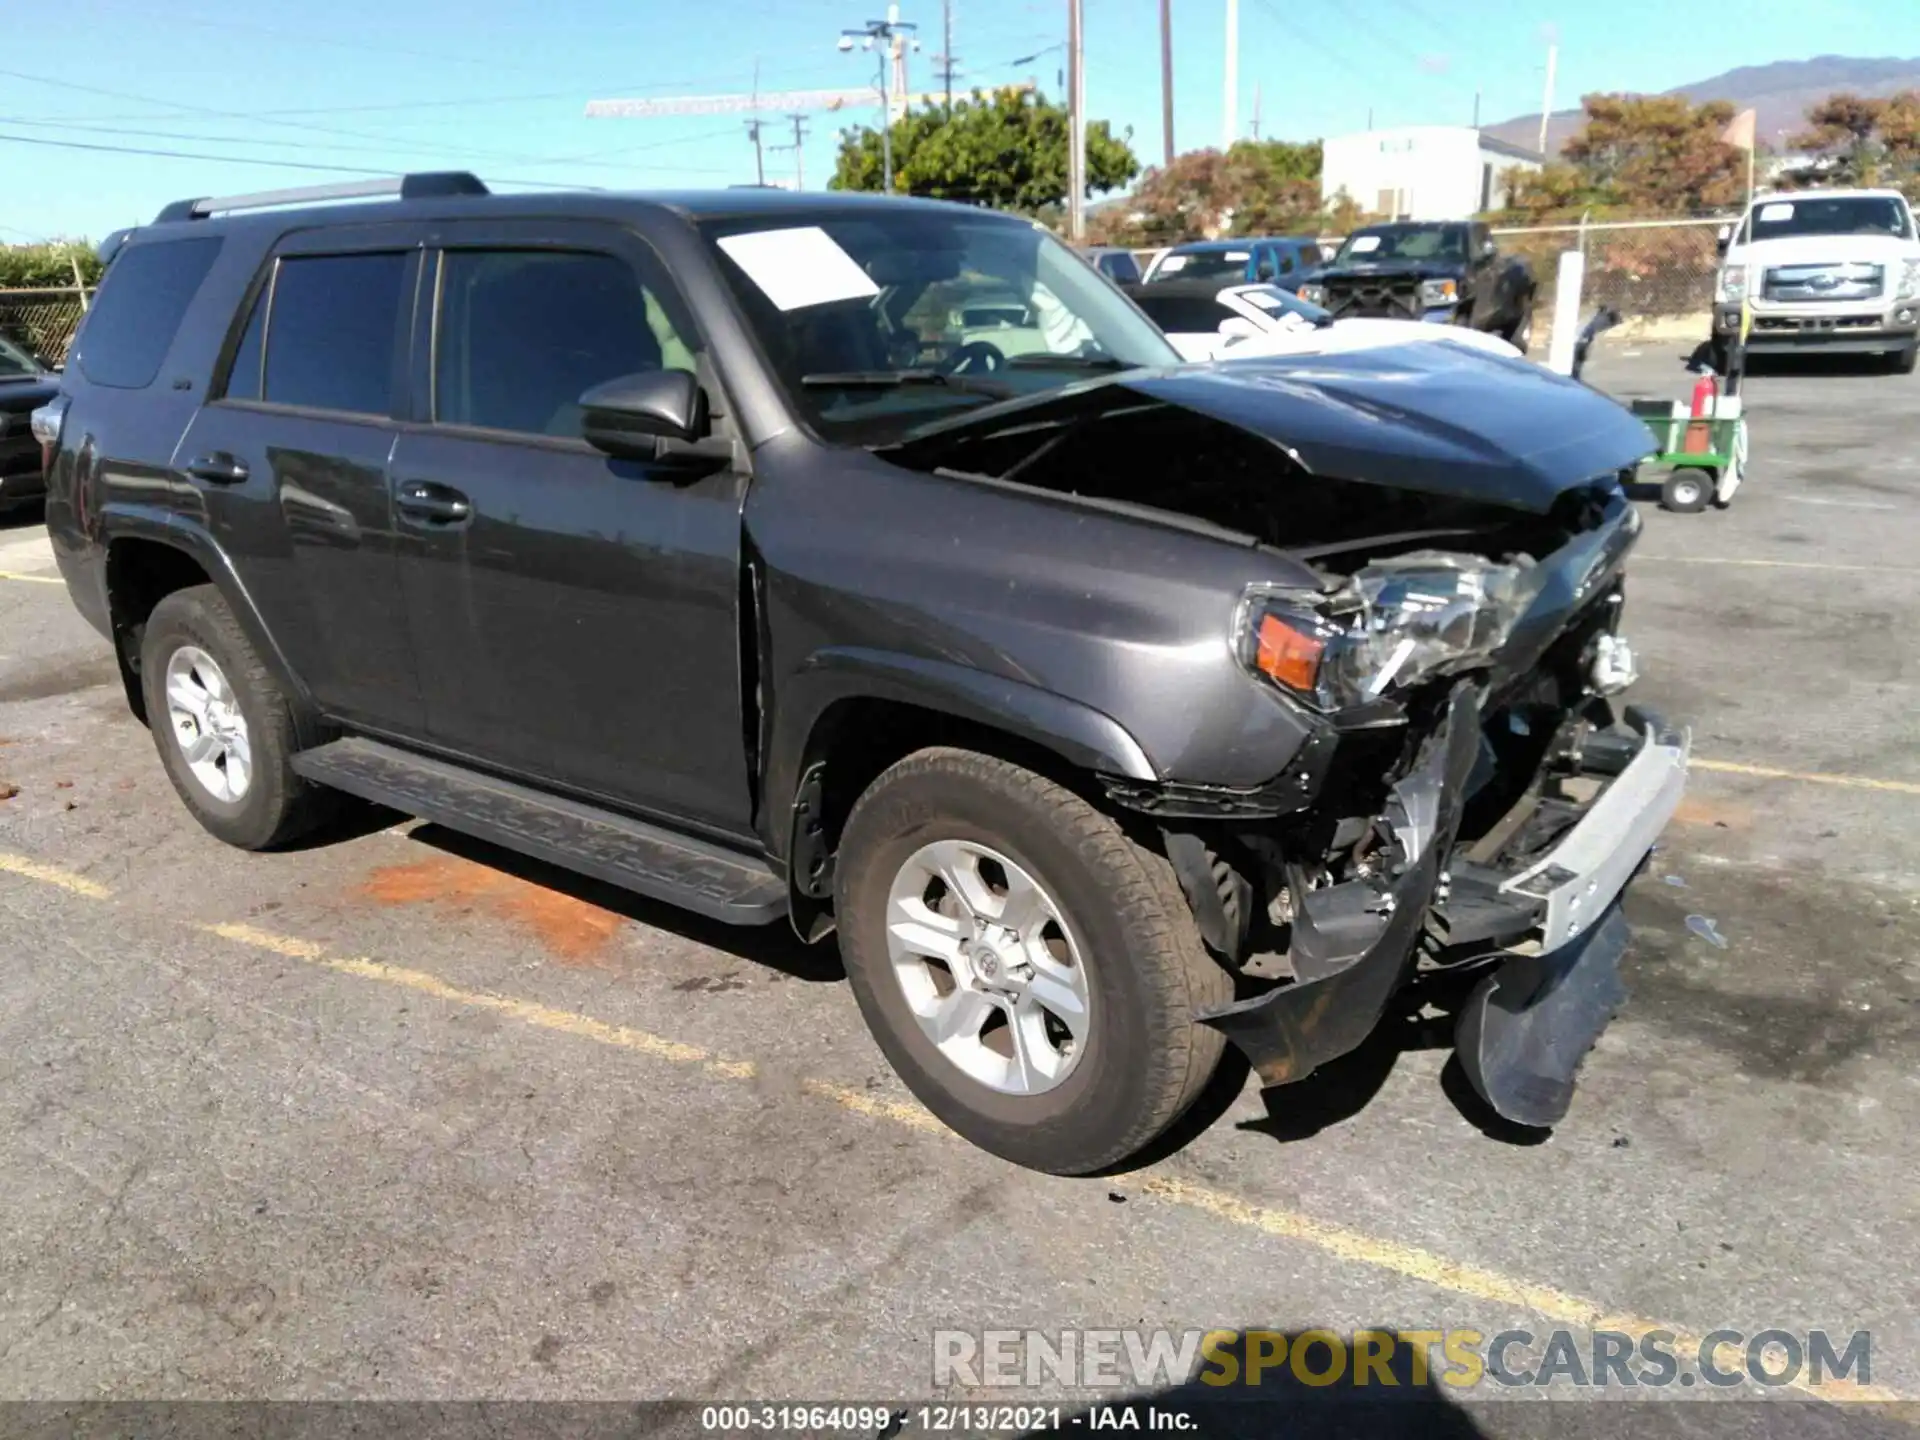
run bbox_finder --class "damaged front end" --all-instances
[880,347,1682,1127]
[1166,495,1688,1128]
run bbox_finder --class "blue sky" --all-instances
[0,0,1908,242]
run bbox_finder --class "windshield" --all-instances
[700,209,1177,445]
[1333,225,1465,262]
[0,332,44,378]
[1740,195,1913,242]
[1149,248,1252,282]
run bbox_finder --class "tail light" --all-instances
[29,396,68,475]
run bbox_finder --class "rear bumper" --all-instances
[1199,688,1688,1126]
[1715,301,1920,352]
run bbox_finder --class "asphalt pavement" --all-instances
[1,341,1916,1435]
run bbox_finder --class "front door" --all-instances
[387,221,752,836]
[175,237,425,732]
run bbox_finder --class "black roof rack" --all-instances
[153,171,489,224]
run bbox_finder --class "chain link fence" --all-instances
[1491,217,1728,321]
[0,287,90,366]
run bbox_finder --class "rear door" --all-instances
[172,228,425,732]
[386,217,752,835]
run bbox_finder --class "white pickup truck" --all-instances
[1713,188,1920,372]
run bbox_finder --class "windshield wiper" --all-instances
[1002,353,1133,372]
[799,368,1015,398]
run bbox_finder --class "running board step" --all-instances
[291,738,787,925]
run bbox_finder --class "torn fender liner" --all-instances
[1197,683,1481,1085]
[1455,904,1630,1129]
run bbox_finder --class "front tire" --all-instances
[1892,341,1918,375]
[1660,470,1712,514]
[1506,299,1533,354]
[140,584,333,850]
[835,748,1231,1174]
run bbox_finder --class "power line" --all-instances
[0,130,731,184]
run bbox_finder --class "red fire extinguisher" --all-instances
[1682,369,1718,454]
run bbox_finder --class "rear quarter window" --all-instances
[70,236,223,390]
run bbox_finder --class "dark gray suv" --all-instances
[39,173,1684,1173]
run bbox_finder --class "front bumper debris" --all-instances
[1197,688,1689,1127]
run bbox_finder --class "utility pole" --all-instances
[939,0,956,115]
[1250,83,1261,141]
[789,113,809,190]
[840,6,918,192]
[745,118,766,185]
[1222,0,1237,150]
[770,112,810,189]
[1537,42,1557,156]
[1066,0,1085,240]
[1159,0,1174,164]
[1472,90,1480,127]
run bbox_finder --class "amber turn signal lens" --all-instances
[1255,613,1324,693]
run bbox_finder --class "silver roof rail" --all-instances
[154,172,488,224]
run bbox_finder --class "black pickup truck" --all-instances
[39,176,1683,1174]
[1300,221,1537,352]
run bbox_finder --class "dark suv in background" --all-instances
[39,173,1685,1173]
[1,332,59,514]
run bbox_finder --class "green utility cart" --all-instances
[1629,394,1748,513]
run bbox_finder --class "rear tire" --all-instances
[140,584,334,850]
[834,748,1231,1174]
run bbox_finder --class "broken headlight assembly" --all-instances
[1238,553,1541,711]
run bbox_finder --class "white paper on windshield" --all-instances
[1242,290,1286,310]
[1158,253,1189,272]
[1348,235,1382,253]
[715,226,880,311]
[1758,202,1795,222]
[1225,250,1250,260]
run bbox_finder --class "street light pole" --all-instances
[841,7,918,193]
[1066,0,1085,241]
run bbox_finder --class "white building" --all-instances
[1321,126,1543,221]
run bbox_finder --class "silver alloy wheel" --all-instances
[884,839,1091,1095]
[164,645,253,804]
[1669,475,1704,508]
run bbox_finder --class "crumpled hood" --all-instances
[887,342,1655,514]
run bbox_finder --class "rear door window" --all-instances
[71,236,222,389]
[262,252,408,416]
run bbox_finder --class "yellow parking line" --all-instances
[1140,1176,1907,1406]
[0,851,112,898]
[1694,758,1920,797]
[0,856,1907,1404]
[0,570,63,585]
[197,919,1908,1406]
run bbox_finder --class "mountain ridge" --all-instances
[1481,54,1920,156]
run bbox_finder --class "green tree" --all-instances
[0,241,102,289]
[1088,139,1325,246]
[1496,93,1747,220]
[828,89,1137,212]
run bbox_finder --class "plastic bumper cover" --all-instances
[1197,691,1689,1127]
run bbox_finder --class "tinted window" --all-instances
[72,236,221,390]
[222,284,267,402]
[1131,293,1235,334]
[1152,248,1251,282]
[435,249,692,439]
[1097,251,1141,284]
[264,253,407,416]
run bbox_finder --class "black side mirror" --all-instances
[579,370,710,460]
[1715,224,1732,256]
